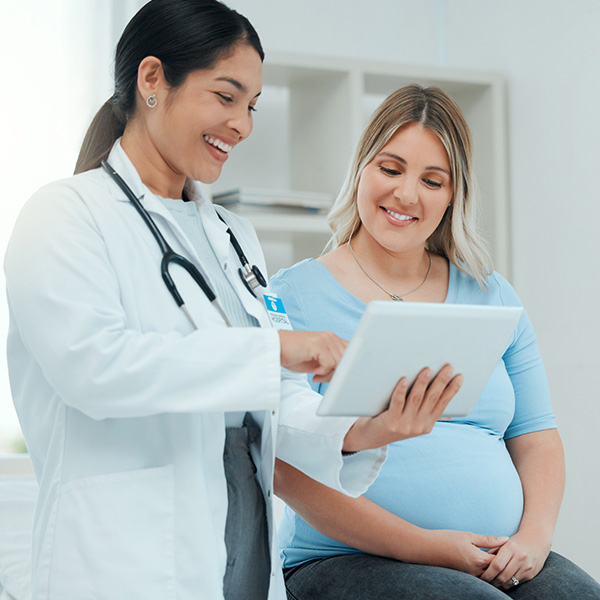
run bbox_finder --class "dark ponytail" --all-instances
[74,0,264,174]
[74,98,127,174]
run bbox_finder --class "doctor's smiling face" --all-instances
[136,43,263,187]
[75,0,265,192]
[354,122,453,256]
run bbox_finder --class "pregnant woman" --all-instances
[271,84,600,599]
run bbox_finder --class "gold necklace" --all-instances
[347,239,432,301]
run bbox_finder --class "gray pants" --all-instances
[223,420,271,600]
[284,551,600,599]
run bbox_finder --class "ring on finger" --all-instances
[510,576,520,586]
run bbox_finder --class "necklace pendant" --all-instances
[347,239,431,303]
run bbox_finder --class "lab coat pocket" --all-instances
[49,465,175,599]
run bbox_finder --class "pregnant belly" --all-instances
[364,424,523,537]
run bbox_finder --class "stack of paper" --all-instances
[212,187,333,212]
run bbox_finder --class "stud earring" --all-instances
[146,94,157,108]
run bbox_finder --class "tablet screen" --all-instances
[317,302,523,418]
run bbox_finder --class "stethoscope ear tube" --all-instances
[160,252,231,326]
[162,252,216,304]
[161,254,185,307]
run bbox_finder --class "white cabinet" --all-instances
[214,52,508,279]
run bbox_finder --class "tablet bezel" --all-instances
[317,302,523,418]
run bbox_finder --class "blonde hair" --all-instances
[326,84,492,289]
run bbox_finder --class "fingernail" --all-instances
[399,378,408,389]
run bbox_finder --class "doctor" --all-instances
[4,1,460,599]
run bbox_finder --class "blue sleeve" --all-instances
[494,274,556,439]
[269,272,310,332]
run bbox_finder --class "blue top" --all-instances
[269,259,556,568]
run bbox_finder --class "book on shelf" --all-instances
[212,187,333,212]
[222,204,330,217]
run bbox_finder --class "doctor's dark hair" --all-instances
[74,0,264,174]
[326,84,492,289]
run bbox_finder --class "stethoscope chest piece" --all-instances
[239,263,267,297]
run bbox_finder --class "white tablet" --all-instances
[317,302,523,418]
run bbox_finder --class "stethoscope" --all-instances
[101,161,267,329]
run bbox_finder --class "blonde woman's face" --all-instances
[356,123,452,254]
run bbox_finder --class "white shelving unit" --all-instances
[214,52,509,279]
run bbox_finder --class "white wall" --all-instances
[0,1,115,451]
[1,0,598,582]
[445,1,600,581]
[225,0,600,580]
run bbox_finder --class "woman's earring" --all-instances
[146,94,157,108]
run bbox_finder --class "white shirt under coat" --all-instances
[4,141,387,600]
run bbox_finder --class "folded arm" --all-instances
[480,428,565,589]
[275,459,508,576]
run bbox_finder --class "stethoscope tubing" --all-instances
[102,160,265,328]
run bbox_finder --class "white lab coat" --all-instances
[4,141,386,600]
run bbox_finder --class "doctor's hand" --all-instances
[278,330,348,383]
[342,365,463,453]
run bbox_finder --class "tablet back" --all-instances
[317,302,523,418]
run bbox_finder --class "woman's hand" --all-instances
[342,365,463,452]
[422,530,509,577]
[278,330,348,382]
[479,530,551,589]
[478,429,564,589]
